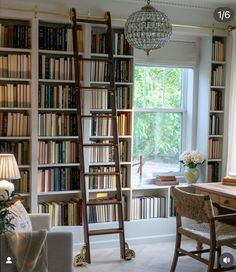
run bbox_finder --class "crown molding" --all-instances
[117,0,236,10]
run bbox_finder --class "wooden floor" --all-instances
[73,240,236,272]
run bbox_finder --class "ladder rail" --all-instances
[106,11,126,259]
[71,7,91,263]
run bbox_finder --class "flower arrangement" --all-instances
[180,150,205,168]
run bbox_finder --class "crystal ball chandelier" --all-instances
[124,0,172,55]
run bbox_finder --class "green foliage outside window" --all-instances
[133,66,183,163]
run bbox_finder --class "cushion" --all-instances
[7,200,32,232]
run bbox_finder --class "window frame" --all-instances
[132,63,193,177]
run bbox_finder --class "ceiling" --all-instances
[131,0,236,9]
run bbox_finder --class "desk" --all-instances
[192,182,236,210]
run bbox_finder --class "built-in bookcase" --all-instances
[85,26,134,223]
[207,36,226,182]
[37,21,83,226]
[0,19,31,196]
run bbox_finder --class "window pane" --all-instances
[134,66,183,109]
[132,112,182,183]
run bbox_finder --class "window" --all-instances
[132,65,193,184]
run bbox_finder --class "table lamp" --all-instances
[0,153,21,201]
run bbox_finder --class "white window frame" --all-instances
[133,63,195,176]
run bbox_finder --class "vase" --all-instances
[184,166,200,184]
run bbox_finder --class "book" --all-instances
[222,176,236,186]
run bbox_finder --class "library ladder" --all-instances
[70,8,135,265]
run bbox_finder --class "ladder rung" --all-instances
[88,228,124,236]
[84,172,120,176]
[79,57,112,62]
[87,199,122,206]
[79,86,114,91]
[76,18,108,25]
[81,115,116,119]
[83,143,117,147]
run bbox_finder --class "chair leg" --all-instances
[170,233,182,272]
[217,247,221,269]
[207,246,216,272]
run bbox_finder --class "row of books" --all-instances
[15,170,29,193]
[208,162,219,182]
[38,199,82,226]
[90,59,132,82]
[90,144,114,163]
[0,141,29,165]
[212,39,225,62]
[211,65,224,86]
[210,90,223,111]
[88,197,126,223]
[0,112,29,136]
[0,54,31,79]
[88,166,127,189]
[91,87,131,109]
[89,140,128,163]
[0,84,31,108]
[38,113,77,136]
[37,167,80,192]
[39,55,83,81]
[208,138,221,159]
[132,196,166,220]
[0,23,31,49]
[38,140,78,164]
[38,84,76,109]
[91,30,132,56]
[209,114,221,135]
[39,26,83,52]
[90,113,130,136]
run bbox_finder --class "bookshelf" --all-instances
[37,20,82,226]
[87,26,133,224]
[207,36,226,183]
[0,19,31,200]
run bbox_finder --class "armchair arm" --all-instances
[29,213,51,231]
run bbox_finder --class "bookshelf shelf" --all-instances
[38,79,76,83]
[38,163,80,168]
[0,47,31,53]
[207,35,227,183]
[38,190,80,196]
[0,78,31,82]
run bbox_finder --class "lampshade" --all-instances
[124,0,172,55]
[0,153,20,180]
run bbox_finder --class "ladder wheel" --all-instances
[124,242,135,260]
[73,245,87,266]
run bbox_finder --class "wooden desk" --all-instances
[192,182,236,210]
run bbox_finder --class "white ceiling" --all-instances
[129,0,236,9]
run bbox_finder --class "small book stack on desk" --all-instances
[152,176,179,186]
[222,176,236,186]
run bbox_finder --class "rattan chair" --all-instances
[170,186,236,272]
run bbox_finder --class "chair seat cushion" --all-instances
[179,222,236,246]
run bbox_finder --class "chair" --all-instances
[0,213,73,272]
[170,186,236,272]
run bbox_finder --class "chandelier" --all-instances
[124,0,172,55]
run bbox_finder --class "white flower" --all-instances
[180,150,205,167]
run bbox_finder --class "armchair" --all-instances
[0,213,73,272]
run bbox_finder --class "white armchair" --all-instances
[0,213,73,272]
[29,214,73,272]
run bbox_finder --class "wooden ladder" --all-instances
[70,8,135,265]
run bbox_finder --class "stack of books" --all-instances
[222,176,236,186]
[152,176,179,186]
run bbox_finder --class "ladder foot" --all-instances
[73,245,87,266]
[124,242,135,260]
